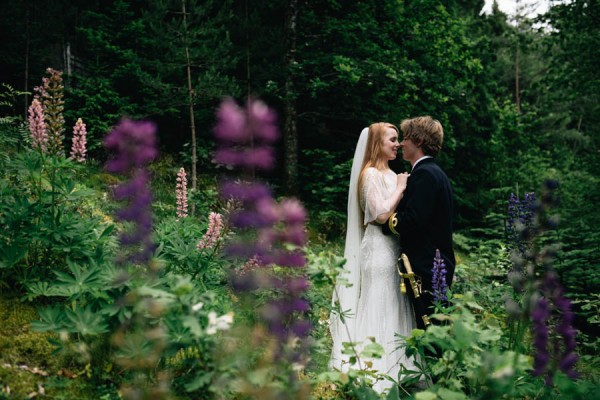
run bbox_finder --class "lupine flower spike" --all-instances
[235,255,261,277]
[104,119,158,265]
[42,68,65,156]
[531,296,551,379]
[507,192,536,256]
[70,118,87,162]
[532,271,579,385]
[432,249,448,303]
[175,167,188,219]
[197,212,224,250]
[28,98,47,152]
[214,98,311,364]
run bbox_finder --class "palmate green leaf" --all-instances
[349,385,380,400]
[136,286,176,308]
[24,281,61,300]
[317,370,348,384]
[0,244,28,269]
[184,371,215,392]
[385,385,400,400]
[415,392,437,400]
[436,388,469,400]
[359,340,384,359]
[31,305,67,332]
[181,315,204,338]
[64,306,109,336]
[164,318,189,344]
[452,319,475,350]
[98,224,115,240]
[53,260,103,298]
[115,331,154,361]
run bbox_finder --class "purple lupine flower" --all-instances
[506,193,520,237]
[432,249,448,303]
[214,98,311,357]
[28,98,47,152]
[545,272,579,380]
[104,119,158,264]
[70,118,87,162]
[213,98,277,170]
[105,120,158,173]
[531,297,551,377]
[175,167,188,219]
[197,212,224,250]
[521,192,536,227]
[531,271,579,385]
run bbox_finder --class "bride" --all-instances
[329,122,416,393]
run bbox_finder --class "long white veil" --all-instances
[329,127,369,370]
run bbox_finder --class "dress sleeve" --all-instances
[361,168,395,225]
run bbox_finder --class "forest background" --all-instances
[0,0,598,399]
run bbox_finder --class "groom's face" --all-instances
[400,137,419,164]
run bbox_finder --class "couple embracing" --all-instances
[329,116,456,393]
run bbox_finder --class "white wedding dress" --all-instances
[357,168,417,392]
[329,129,416,394]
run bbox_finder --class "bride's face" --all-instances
[380,128,400,161]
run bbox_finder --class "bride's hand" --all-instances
[397,172,409,191]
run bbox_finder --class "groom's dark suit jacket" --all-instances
[384,158,455,327]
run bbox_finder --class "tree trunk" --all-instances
[283,0,298,194]
[515,45,520,113]
[182,0,197,215]
[514,0,522,114]
[245,0,251,98]
[24,0,30,117]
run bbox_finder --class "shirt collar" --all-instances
[411,155,433,171]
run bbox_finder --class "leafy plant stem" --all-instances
[332,283,363,371]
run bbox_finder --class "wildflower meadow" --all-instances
[1,1,599,399]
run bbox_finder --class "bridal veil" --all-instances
[329,127,369,369]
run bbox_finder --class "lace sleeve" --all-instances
[361,168,395,225]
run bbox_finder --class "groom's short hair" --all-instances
[400,116,444,157]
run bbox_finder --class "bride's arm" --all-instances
[375,173,408,223]
[362,169,409,225]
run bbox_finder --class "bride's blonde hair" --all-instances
[357,122,398,195]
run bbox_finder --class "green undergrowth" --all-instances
[0,295,117,399]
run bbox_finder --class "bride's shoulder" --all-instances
[364,167,394,177]
[364,167,380,175]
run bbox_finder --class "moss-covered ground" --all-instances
[0,295,118,399]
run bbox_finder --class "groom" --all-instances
[382,116,455,330]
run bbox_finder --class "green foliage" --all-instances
[155,216,227,286]
[0,148,115,289]
[301,149,351,240]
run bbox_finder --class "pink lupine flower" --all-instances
[235,255,262,277]
[28,98,47,152]
[70,118,87,162]
[197,212,224,250]
[33,85,46,100]
[176,167,188,219]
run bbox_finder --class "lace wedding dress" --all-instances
[330,128,416,394]
[357,168,416,393]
